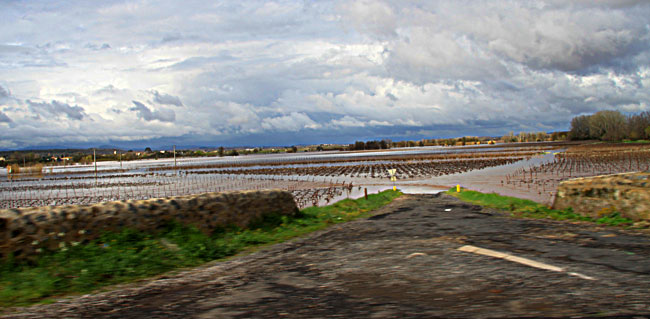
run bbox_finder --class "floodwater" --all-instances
[415,151,561,204]
[1,143,560,209]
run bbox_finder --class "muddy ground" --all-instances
[4,194,650,318]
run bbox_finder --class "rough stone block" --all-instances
[553,172,650,221]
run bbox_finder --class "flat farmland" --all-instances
[2,141,648,209]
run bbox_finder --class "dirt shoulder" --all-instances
[4,194,650,318]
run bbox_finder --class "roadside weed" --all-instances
[446,188,634,226]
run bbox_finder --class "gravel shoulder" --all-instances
[4,194,650,318]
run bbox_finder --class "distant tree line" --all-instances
[343,133,570,151]
[569,110,650,141]
[347,140,391,150]
[499,131,568,143]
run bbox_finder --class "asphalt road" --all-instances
[5,194,650,318]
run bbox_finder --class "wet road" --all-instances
[5,194,650,318]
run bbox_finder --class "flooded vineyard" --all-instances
[4,141,644,209]
[1,144,552,209]
[500,143,650,202]
[1,173,343,210]
[190,158,523,179]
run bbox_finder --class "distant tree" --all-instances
[365,140,380,149]
[290,146,298,153]
[379,140,388,149]
[144,147,152,153]
[627,111,650,140]
[589,110,627,141]
[550,131,567,141]
[8,152,20,163]
[501,131,517,143]
[229,149,239,156]
[569,115,591,140]
[418,140,424,147]
[80,155,93,164]
[218,146,225,157]
[316,145,324,151]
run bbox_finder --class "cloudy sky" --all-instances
[1,0,649,149]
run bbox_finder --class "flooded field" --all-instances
[2,141,648,208]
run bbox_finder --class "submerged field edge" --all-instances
[0,190,402,309]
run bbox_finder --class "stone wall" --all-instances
[553,172,650,221]
[0,189,298,260]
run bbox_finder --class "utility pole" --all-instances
[173,145,176,169]
[119,152,122,169]
[94,148,97,180]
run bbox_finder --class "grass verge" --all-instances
[0,190,402,308]
[622,139,650,144]
[446,188,635,227]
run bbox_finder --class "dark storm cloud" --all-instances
[152,90,183,106]
[0,86,10,98]
[0,111,12,123]
[26,100,86,120]
[130,100,176,122]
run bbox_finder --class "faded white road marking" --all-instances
[457,245,596,280]
[568,272,596,280]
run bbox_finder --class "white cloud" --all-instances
[26,100,87,120]
[130,101,176,122]
[152,90,183,106]
[338,0,397,38]
[0,0,648,148]
[331,115,366,128]
[261,112,320,132]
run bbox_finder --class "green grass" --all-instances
[0,190,401,308]
[446,188,634,226]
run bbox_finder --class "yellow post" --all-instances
[393,186,397,191]
[456,184,460,192]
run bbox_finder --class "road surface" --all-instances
[5,194,650,318]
